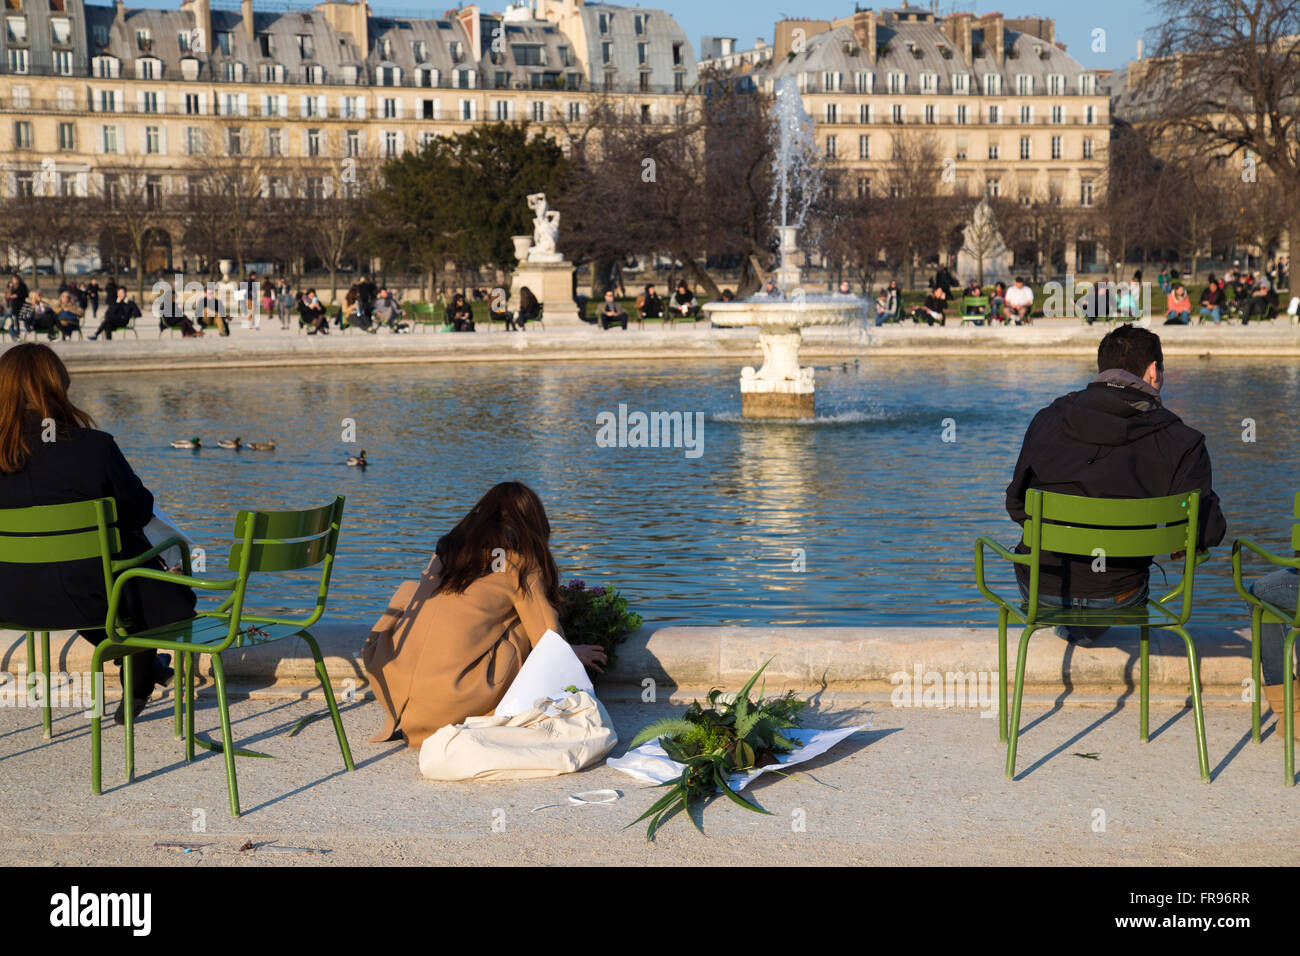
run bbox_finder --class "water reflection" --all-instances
[71,357,1298,629]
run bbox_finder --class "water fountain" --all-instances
[704,76,865,419]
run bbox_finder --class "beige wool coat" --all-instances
[362,553,561,749]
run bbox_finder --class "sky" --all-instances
[120,0,1165,71]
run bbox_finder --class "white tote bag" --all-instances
[418,691,618,781]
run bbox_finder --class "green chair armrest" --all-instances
[106,566,238,636]
[1232,537,1300,606]
[1154,550,1211,607]
[110,536,190,575]
[974,536,1031,612]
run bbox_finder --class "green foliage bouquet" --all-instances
[557,579,643,669]
[626,659,808,839]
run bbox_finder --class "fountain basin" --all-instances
[705,298,865,418]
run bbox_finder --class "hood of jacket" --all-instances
[1049,381,1182,448]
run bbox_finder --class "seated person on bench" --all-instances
[599,290,628,330]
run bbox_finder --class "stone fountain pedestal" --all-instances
[510,234,581,327]
[741,329,814,418]
[705,300,861,419]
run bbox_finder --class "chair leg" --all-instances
[1005,624,1037,780]
[997,607,1009,742]
[173,647,184,740]
[1250,606,1263,743]
[1171,627,1211,783]
[24,630,34,704]
[301,633,354,771]
[1285,628,1299,786]
[184,652,195,762]
[210,654,240,817]
[1139,626,1150,742]
[122,653,135,782]
[40,631,52,739]
[90,646,107,796]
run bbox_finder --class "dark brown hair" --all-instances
[435,482,560,604]
[0,343,94,473]
[1098,324,1164,377]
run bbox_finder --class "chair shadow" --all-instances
[1013,635,1133,779]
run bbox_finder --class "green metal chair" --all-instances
[1231,492,1300,783]
[91,496,354,817]
[0,498,187,740]
[960,295,990,326]
[976,488,1211,782]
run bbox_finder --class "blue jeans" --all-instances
[1199,305,1222,323]
[1166,309,1190,324]
[1251,567,1299,684]
[1017,579,1149,643]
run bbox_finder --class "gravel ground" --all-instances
[2,688,1297,867]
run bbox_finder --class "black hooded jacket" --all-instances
[1005,380,1226,598]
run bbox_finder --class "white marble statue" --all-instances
[526,192,563,262]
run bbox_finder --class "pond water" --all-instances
[72,356,1300,629]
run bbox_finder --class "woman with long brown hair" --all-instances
[0,344,196,723]
[364,482,606,748]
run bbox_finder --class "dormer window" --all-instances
[297,33,314,58]
[634,13,646,35]
[449,40,463,63]
[415,65,438,87]
[49,16,69,44]
[379,37,392,59]
[221,61,245,82]
[598,12,610,35]
[135,28,151,52]
[258,63,284,82]
[138,56,160,79]
[258,33,274,57]
[412,39,426,60]
[92,54,119,77]
[216,31,231,55]
[1016,74,1032,95]
[303,63,323,83]
[5,15,27,43]
[952,72,968,93]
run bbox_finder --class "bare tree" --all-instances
[1151,0,1300,281]
[91,167,172,296]
[885,130,945,291]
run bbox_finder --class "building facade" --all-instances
[0,0,696,271]
[733,7,1112,272]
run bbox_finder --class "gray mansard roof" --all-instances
[767,18,1094,94]
[578,2,697,89]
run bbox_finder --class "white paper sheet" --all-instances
[606,723,869,792]
[143,508,191,548]
[494,629,595,719]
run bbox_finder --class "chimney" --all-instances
[113,0,124,24]
[1136,37,1143,60]
[180,0,211,56]
[457,4,481,59]
[982,12,1004,66]
[241,0,253,42]
[941,11,973,65]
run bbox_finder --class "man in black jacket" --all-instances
[1005,325,1226,643]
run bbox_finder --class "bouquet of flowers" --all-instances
[557,578,643,670]
[624,659,808,840]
